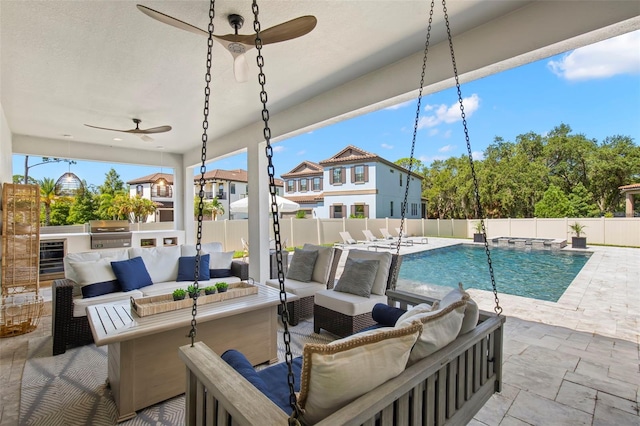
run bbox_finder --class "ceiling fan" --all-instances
[85,118,172,142]
[137,4,317,83]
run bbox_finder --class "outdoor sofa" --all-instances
[52,243,248,355]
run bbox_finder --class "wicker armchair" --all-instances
[52,260,249,355]
[314,253,401,337]
[266,246,342,326]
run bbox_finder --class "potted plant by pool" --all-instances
[569,222,587,249]
[187,285,200,298]
[215,282,229,293]
[473,221,486,243]
[172,288,186,301]
[203,286,217,295]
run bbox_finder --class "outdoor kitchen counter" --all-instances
[38,230,185,253]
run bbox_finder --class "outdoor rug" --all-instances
[20,320,332,425]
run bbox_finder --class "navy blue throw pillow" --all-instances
[371,303,407,326]
[177,254,210,282]
[81,280,121,298]
[209,268,232,278]
[110,257,153,291]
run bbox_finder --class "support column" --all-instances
[172,153,185,234]
[247,142,270,283]
[184,164,196,244]
[626,193,634,218]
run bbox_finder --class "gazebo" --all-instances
[619,183,640,217]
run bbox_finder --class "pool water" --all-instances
[398,245,592,302]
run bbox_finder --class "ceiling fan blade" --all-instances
[214,16,317,45]
[125,125,172,134]
[233,54,249,83]
[84,124,126,132]
[137,4,208,37]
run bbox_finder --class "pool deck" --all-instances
[336,238,639,425]
[2,239,639,425]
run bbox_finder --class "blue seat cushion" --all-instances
[221,349,302,415]
[177,254,210,281]
[110,257,153,291]
[371,303,407,326]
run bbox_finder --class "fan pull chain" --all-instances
[190,0,216,346]
[441,0,502,315]
[252,1,301,422]
[392,0,436,290]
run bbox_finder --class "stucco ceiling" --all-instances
[2,1,639,167]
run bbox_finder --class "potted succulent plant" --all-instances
[172,288,186,301]
[215,282,229,293]
[569,222,587,249]
[203,286,217,295]
[473,221,486,243]
[187,284,200,298]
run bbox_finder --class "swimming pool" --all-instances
[397,244,592,302]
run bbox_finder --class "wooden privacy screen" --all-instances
[2,184,40,296]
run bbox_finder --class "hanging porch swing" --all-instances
[178,0,505,425]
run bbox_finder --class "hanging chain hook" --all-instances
[252,1,302,421]
[440,0,502,315]
[190,0,216,346]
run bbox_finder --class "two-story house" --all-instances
[127,173,174,222]
[283,146,424,219]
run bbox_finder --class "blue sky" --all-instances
[13,30,640,187]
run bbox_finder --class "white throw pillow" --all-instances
[209,251,234,269]
[181,242,223,257]
[65,250,128,296]
[130,245,181,283]
[302,244,334,284]
[299,321,422,424]
[441,283,478,335]
[397,300,467,365]
[395,302,440,324]
[344,249,392,296]
[68,258,120,298]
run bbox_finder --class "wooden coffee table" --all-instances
[86,283,296,422]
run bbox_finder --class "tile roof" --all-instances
[619,183,640,191]
[281,161,323,178]
[127,169,283,186]
[126,173,174,185]
[318,145,378,165]
[284,194,324,204]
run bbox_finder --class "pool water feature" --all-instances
[397,245,591,302]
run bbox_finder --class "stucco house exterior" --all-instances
[283,146,425,219]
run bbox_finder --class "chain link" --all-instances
[190,0,216,346]
[441,0,502,315]
[251,1,301,421]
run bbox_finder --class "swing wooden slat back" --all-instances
[179,289,505,426]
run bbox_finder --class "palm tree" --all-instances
[210,198,225,220]
[39,177,57,226]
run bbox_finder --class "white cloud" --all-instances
[385,100,414,110]
[428,129,439,136]
[272,145,285,153]
[548,30,640,81]
[472,151,484,161]
[438,144,455,153]
[443,130,452,139]
[381,143,394,149]
[296,150,306,156]
[417,94,480,129]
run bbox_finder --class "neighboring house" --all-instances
[283,145,425,219]
[129,169,284,222]
[127,173,174,222]
[280,161,324,217]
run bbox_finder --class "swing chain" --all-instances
[441,0,502,315]
[252,1,302,422]
[392,0,436,290]
[190,0,216,346]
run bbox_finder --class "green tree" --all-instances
[99,168,125,196]
[39,177,57,226]
[568,183,597,217]
[114,194,157,223]
[13,175,38,184]
[544,124,597,193]
[49,197,73,225]
[534,185,572,218]
[68,182,98,224]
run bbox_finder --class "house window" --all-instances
[287,180,294,192]
[333,205,343,218]
[230,183,236,194]
[155,185,171,198]
[136,185,143,196]
[353,204,366,218]
[354,165,365,183]
[313,177,321,191]
[411,203,418,216]
[390,201,394,217]
[399,174,403,187]
[299,179,308,192]
[332,168,343,185]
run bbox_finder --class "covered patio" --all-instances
[1,1,639,285]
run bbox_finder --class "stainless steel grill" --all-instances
[89,220,132,249]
